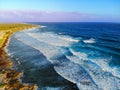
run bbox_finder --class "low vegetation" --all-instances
[0,23,38,48]
[0,23,37,31]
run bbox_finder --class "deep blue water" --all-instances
[7,22,120,90]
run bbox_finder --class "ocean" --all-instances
[6,22,120,90]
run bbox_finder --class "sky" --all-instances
[0,0,120,22]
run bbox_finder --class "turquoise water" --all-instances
[7,22,120,90]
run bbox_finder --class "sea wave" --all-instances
[8,28,120,90]
[66,52,120,90]
[83,38,96,44]
[25,32,79,47]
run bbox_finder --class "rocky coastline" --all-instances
[0,23,40,90]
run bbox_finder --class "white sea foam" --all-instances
[66,54,120,90]
[69,48,120,78]
[76,83,99,90]
[90,58,120,78]
[14,31,98,89]
[54,61,98,89]
[58,35,79,42]
[25,32,79,47]
[14,32,66,63]
[69,48,88,60]
[58,32,64,35]
[11,29,120,90]
[83,38,96,44]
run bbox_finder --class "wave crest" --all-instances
[83,38,96,44]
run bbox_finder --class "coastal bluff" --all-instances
[0,23,39,90]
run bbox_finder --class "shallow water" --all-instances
[7,22,120,90]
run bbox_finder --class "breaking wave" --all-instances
[24,32,79,47]
[8,28,120,90]
[83,38,96,44]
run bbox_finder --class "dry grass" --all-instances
[0,23,38,48]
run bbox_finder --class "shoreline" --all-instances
[0,23,40,90]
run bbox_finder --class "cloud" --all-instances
[0,10,120,22]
